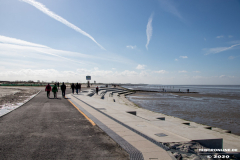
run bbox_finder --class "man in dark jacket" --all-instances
[76,83,80,94]
[71,83,75,94]
[96,86,99,95]
[61,82,66,98]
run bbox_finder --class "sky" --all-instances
[0,0,240,85]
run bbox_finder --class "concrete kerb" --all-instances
[0,90,41,118]
[67,94,144,160]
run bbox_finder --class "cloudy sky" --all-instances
[0,0,240,84]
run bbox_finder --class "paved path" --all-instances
[0,88,129,160]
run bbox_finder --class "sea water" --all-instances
[123,85,240,136]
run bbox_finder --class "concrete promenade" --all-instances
[0,88,129,160]
[67,87,240,159]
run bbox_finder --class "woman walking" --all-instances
[45,83,52,98]
[52,83,58,98]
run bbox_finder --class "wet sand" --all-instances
[172,92,240,100]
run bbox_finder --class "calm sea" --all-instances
[123,85,240,136]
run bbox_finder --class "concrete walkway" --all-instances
[67,87,240,159]
[67,93,175,160]
[0,88,129,160]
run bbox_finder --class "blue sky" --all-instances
[0,0,240,84]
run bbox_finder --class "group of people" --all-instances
[45,82,83,98]
[45,82,66,98]
[71,83,82,94]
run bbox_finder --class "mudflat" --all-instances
[172,92,240,100]
[0,87,39,109]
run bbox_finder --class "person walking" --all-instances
[57,82,60,89]
[52,83,58,98]
[71,83,75,94]
[96,86,99,95]
[76,83,79,94]
[61,82,66,98]
[79,83,82,92]
[45,83,52,98]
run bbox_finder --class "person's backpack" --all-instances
[47,85,51,90]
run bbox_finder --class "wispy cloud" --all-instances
[126,45,136,49]
[20,0,105,50]
[216,35,224,39]
[178,70,187,73]
[219,75,234,78]
[228,35,233,38]
[203,43,240,55]
[0,35,132,66]
[136,64,146,70]
[180,56,188,59]
[229,56,235,59]
[228,56,239,60]
[154,70,168,74]
[146,13,154,50]
[0,35,49,48]
[174,59,178,61]
[193,71,200,73]
[158,0,184,21]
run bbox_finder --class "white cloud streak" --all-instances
[204,43,240,55]
[20,0,105,50]
[0,35,49,48]
[146,13,153,50]
[0,35,133,65]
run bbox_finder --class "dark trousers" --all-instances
[47,91,50,98]
[72,89,74,94]
[62,90,65,97]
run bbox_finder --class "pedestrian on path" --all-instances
[96,86,99,95]
[71,83,75,94]
[76,83,80,94]
[57,82,60,89]
[52,83,58,98]
[79,83,82,92]
[61,82,66,98]
[45,83,52,98]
